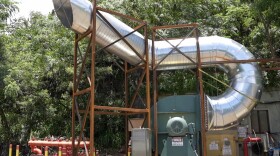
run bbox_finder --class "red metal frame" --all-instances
[28,139,90,156]
[243,137,262,156]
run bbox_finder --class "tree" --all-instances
[2,10,127,153]
[0,0,18,29]
[250,0,280,58]
[0,0,18,155]
[1,12,74,155]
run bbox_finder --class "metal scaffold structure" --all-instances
[70,1,150,155]
[48,0,280,155]
[151,24,205,156]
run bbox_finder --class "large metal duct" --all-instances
[52,0,262,130]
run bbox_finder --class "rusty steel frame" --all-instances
[71,1,150,156]
[70,2,280,156]
[194,28,207,156]
[151,23,203,156]
[151,24,280,156]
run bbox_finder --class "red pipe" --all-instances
[243,137,262,156]
[28,140,90,156]
[28,140,90,147]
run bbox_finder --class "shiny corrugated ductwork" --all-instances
[52,0,262,130]
[154,37,263,130]
[53,0,145,65]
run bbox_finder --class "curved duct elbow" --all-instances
[154,36,263,130]
[206,37,262,129]
[53,0,263,130]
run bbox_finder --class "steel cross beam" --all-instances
[71,1,150,156]
[151,23,200,156]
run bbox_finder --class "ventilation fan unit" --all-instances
[166,117,188,137]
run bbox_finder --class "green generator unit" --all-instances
[151,94,201,156]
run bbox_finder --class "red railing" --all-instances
[28,139,91,156]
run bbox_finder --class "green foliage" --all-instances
[158,70,197,95]
[3,75,20,98]
[93,51,126,148]
[0,0,18,29]
[1,12,74,147]
[251,0,280,27]
[95,115,125,149]
[215,5,254,42]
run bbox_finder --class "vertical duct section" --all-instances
[53,0,262,130]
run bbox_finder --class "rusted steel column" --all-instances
[195,27,206,156]
[72,33,78,155]
[125,62,128,156]
[152,28,158,156]
[90,0,97,155]
[144,24,151,129]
